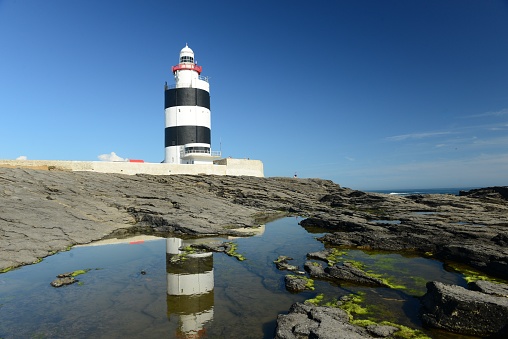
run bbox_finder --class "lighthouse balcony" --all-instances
[172,63,203,74]
[180,146,221,162]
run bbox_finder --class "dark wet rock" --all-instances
[468,280,508,298]
[274,256,300,271]
[57,272,74,278]
[304,260,388,287]
[420,281,508,336]
[284,275,312,293]
[304,261,328,279]
[459,186,508,201]
[307,250,331,262]
[326,262,389,287]
[189,242,233,253]
[51,277,76,287]
[365,324,399,337]
[492,233,508,246]
[274,302,374,339]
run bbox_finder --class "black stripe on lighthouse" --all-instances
[165,126,211,147]
[165,88,210,109]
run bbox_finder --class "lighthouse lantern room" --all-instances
[164,44,221,164]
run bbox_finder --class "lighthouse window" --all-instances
[180,56,194,63]
[184,146,210,154]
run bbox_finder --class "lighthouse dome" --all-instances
[179,44,194,64]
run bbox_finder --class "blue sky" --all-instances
[1,0,507,190]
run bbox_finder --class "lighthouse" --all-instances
[164,44,220,164]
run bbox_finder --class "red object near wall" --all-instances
[129,159,144,163]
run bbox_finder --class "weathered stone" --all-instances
[304,260,388,287]
[50,277,75,287]
[366,324,399,337]
[304,261,328,279]
[275,303,373,339]
[468,280,508,298]
[285,275,311,293]
[57,272,74,278]
[420,281,508,336]
[274,256,300,271]
[459,186,508,200]
[328,263,389,287]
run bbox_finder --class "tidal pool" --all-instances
[0,217,482,338]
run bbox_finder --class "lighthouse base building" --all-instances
[0,44,264,177]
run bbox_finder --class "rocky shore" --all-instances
[1,167,507,337]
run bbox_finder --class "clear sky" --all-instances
[1,0,507,190]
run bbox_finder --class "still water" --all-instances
[0,217,475,338]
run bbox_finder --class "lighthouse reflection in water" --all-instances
[166,238,214,338]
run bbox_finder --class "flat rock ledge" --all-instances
[274,302,395,339]
[420,281,508,337]
[1,167,507,284]
[304,261,389,287]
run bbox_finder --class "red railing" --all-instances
[172,64,202,74]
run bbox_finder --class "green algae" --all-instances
[338,292,369,319]
[351,319,431,339]
[319,292,431,339]
[383,323,431,339]
[0,266,15,274]
[304,293,324,305]
[181,246,196,254]
[273,256,289,264]
[325,248,347,265]
[445,262,507,284]
[70,269,91,277]
[226,242,246,261]
[343,259,407,290]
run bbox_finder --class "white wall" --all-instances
[0,159,264,177]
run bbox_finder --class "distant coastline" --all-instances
[367,187,481,196]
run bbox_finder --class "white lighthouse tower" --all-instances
[164,44,220,164]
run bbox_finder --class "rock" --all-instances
[307,249,333,262]
[57,272,74,278]
[326,262,389,287]
[459,186,508,201]
[274,256,300,271]
[284,275,312,293]
[492,233,508,246]
[274,302,374,339]
[365,324,399,337]
[304,260,389,287]
[50,277,75,287]
[468,280,508,297]
[304,261,328,279]
[420,281,508,336]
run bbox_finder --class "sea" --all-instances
[366,187,480,196]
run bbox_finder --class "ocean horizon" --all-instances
[366,187,481,196]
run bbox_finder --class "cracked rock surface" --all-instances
[1,167,507,283]
[0,168,335,270]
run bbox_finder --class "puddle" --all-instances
[371,219,402,224]
[0,217,485,338]
[455,222,486,227]
[413,211,438,215]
